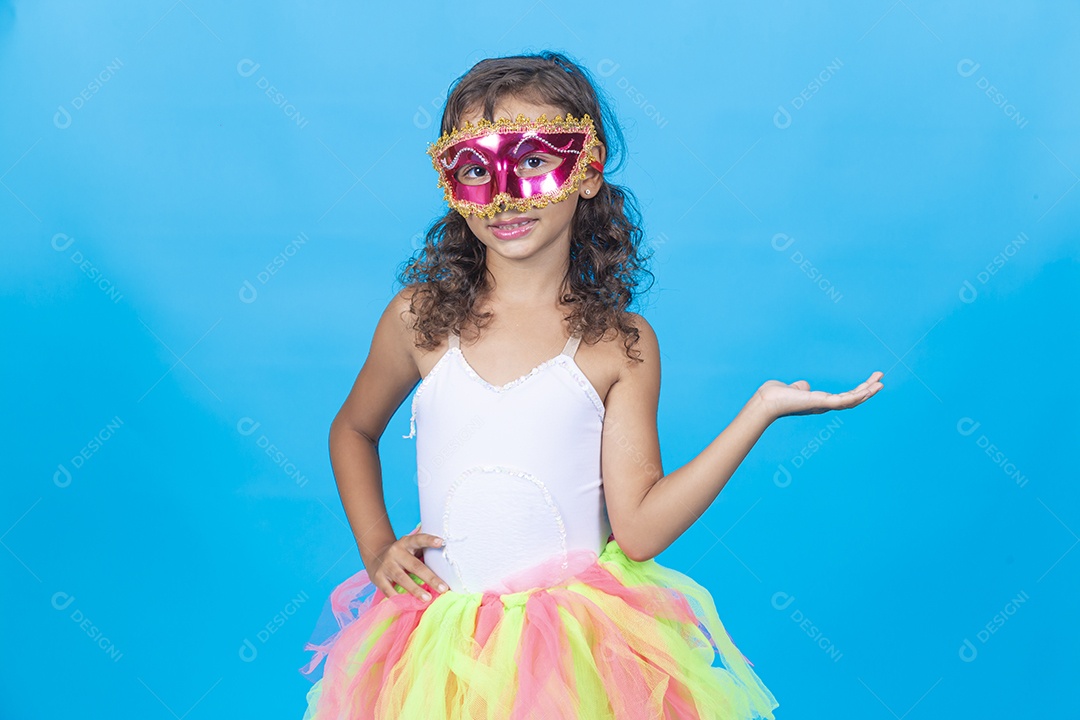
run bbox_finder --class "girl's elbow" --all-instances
[620,544,643,562]
[623,543,656,563]
[612,522,654,562]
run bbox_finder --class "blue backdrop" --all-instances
[3,1,1077,717]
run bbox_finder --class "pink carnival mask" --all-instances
[428,113,604,219]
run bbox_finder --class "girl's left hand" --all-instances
[754,371,884,421]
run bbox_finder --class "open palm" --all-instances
[756,371,884,420]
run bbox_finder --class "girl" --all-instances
[299,51,883,719]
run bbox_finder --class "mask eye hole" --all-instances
[516,152,563,178]
[441,145,490,185]
[455,164,489,185]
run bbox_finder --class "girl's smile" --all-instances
[488,215,538,240]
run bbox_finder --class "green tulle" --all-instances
[303,538,779,719]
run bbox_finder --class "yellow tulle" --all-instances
[302,538,779,720]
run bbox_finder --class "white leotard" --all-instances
[403,329,611,593]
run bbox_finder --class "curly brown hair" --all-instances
[396,51,654,362]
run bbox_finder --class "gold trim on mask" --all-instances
[427,113,602,219]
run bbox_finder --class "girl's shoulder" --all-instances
[387,286,657,382]
[389,285,425,356]
[390,285,435,339]
[579,311,659,399]
[392,285,419,322]
[595,310,658,358]
[618,311,655,343]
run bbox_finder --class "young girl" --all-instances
[299,51,883,719]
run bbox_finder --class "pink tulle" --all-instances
[299,528,774,720]
[303,541,757,719]
[300,529,747,687]
[299,525,427,680]
[300,525,598,682]
[501,557,707,718]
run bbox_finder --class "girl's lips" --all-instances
[488,218,537,240]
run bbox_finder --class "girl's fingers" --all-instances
[849,377,874,394]
[413,533,445,550]
[389,565,431,601]
[386,534,450,600]
[406,534,450,590]
[375,576,396,601]
[846,373,882,398]
[775,372,883,417]
[403,555,450,594]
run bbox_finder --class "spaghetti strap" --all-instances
[448,331,460,349]
[561,332,582,359]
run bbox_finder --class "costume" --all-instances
[298,326,780,719]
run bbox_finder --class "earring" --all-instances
[583,189,591,196]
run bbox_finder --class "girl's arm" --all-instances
[329,289,422,570]
[602,314,881,562]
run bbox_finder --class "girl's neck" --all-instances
[483,253,570,310]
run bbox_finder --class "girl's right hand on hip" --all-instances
[368,532,450,602]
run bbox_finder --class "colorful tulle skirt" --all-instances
[299,524,779,719]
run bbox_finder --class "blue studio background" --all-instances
[2,1,1078,718]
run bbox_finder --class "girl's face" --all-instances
[456,96,605,265]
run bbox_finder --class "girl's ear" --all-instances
[580,143,606,197]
